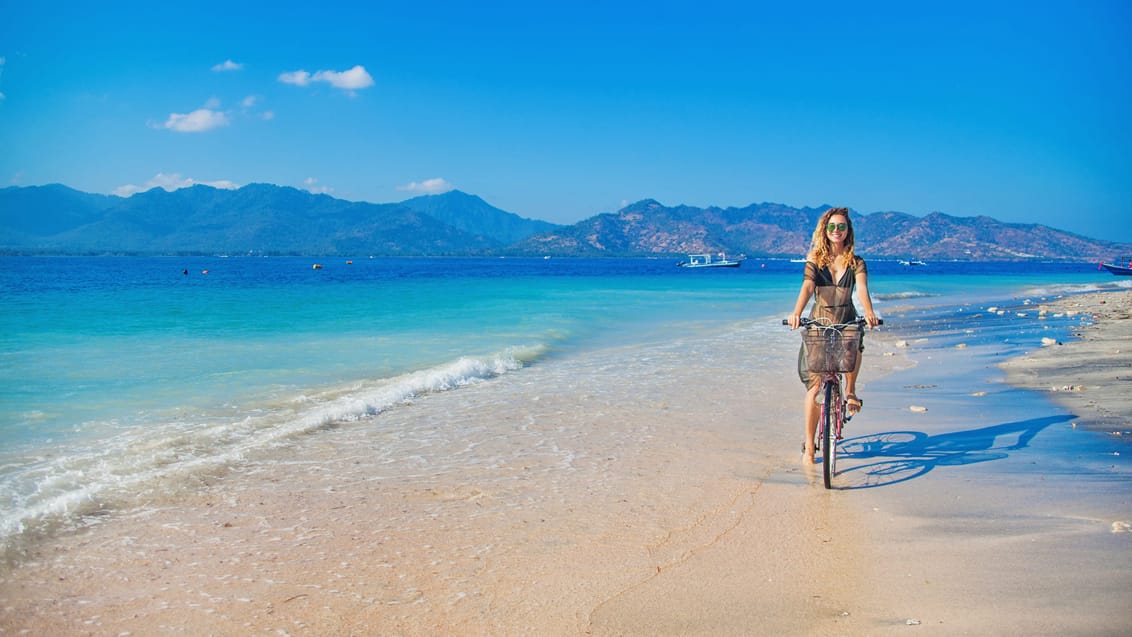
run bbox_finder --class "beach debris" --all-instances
[895,340,909,348]
[1052,385,1084,392]
[1111,521,1132,533]
[906,618,922,625]
[1041,337,1060,346]
[955,343,967,349]
[909,405,928,413]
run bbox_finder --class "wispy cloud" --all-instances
[278,64,374,94]
[157,107,230,133]
[304,177,334,194]
[278,70,311,86]
[238,95,275,121]
[113,173,239,197]
[211,59,243,72]
[397,178,454,195]
[0,55,6,100]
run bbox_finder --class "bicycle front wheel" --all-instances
[822,381,841,489]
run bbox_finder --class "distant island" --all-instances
[1,183,1128,261]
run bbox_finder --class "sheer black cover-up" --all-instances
[796,257,867,386]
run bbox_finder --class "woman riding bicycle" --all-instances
[787,207,880,462]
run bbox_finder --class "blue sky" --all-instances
[2,1,1130,242]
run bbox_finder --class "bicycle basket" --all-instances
[804,327,861,373]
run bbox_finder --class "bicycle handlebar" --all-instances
[781,317,883,327]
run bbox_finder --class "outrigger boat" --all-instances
[1100,256,1132,276]
[677,252,743,268]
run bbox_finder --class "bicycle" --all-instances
[783,316,881,488]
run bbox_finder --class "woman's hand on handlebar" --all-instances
[786,314,802,330]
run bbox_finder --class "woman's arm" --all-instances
[855,269,880,327]
[787,279,815,329]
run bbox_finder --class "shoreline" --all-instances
[1,291,1130,635]
[998,289,1132,437]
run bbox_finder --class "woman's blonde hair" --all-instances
[807,207,856,268]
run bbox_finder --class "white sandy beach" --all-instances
[1,292,1130,636]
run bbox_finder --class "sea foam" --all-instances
[0,345,546,551]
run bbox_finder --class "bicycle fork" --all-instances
[813,377,847,451]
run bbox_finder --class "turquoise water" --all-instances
[0,256,1124,548]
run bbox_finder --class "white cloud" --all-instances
[241,95,257,108]
[260,110,275,120]
[278,70,311,86]
[203,96,221,109]
[160,108,230,133]
[304,177,334,195]
[211,59,243,72]
[312,65,374,90]
[113,173,240,197]
[397,178,454,195]
[279,65,374,93]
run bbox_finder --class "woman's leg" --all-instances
[803,378,820,460]
[844,346,863,414]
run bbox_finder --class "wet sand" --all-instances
[998,290,1132,435]
[2,294,1130,636]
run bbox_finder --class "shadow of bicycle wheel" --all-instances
[831,415,1073,490]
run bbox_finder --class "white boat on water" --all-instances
[677,253,743,268]
[1100,256,1132,276]
[899,259,927,266]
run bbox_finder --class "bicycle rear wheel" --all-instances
[822,381,841,488]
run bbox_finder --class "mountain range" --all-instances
[1,183,1128,261]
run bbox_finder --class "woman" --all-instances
[787,207,880,462]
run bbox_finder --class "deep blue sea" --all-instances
[0,256,1126,550]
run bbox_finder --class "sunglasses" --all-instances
[826,222,848,232]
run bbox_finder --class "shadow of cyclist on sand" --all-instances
[834,414,1074,490]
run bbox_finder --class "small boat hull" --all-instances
[677,253,743,268]
[678,261,742,268]
[1101,263,1132,276]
